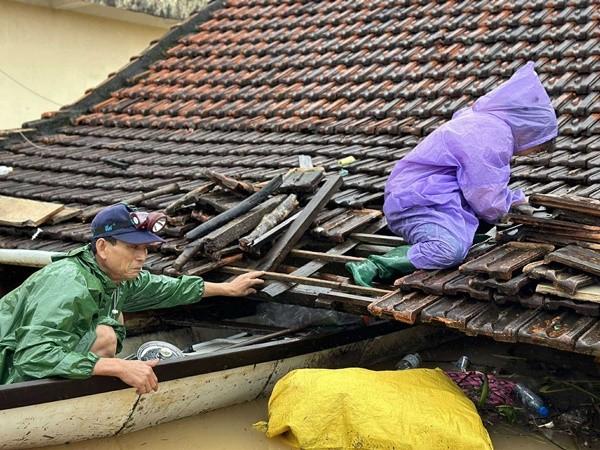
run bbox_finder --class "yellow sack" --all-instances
[254,367,492,449]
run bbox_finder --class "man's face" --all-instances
[95,238,149,283]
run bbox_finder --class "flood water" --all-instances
[32,395,576,450]
[31,335,595,450]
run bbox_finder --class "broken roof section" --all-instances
[89,0,211,20]
[15,0,209,22]
[0,0,599,356]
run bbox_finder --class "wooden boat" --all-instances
[0,300,417,449]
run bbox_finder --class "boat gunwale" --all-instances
[0,320,404,411]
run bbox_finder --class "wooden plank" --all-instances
[260,217,387,297]
[347,233,406,246]
[46,206,82,224]
[0,196,64,227]
[221,266,391,297]
[288,249,363,263]
[203,196,282,253]
[257,175,343,272]
[242,211,301,257]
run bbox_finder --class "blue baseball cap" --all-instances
[91,203,165,244]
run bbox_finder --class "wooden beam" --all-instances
[289,249,364,263]
[242,211,301,256]
[185,174,283,241]
[256,174,343,271]
[221,266,390,297]
[348,233,406,246]
[173,175,283,271]
[203,196,283,253]
[261,217,387,297]
[165,182,215,215]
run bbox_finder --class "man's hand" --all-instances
[93,358,159,395]
[203,271,265,297]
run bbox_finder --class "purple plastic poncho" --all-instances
[383,62,557,269]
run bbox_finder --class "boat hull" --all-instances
[1,323,438,449]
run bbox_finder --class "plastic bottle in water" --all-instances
[514,383,549,418]
[396,353,421,370]
[454,355,470,372]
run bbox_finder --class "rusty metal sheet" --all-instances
[459,242,554,281]
[465,305,540,342]
[311,209,382,242]
[574,321,600,356]
[367,290,440,324]
[545,244,600,278]
[420,296,490,331]
[517,310,597,352]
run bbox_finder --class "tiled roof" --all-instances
[1,0,599,355]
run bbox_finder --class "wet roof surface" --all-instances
[0,0,599,355]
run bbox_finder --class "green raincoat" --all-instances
[0,245,205,384]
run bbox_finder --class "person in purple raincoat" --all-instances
[346,61,558,286]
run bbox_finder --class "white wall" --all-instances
[0,0,170,130]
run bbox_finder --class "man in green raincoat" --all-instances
[0,203,264,395]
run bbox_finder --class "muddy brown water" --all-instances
[31,396,577,450]
[32,336,599,450]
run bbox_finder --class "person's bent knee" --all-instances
[433,238,468,268]
[413,237,468,270]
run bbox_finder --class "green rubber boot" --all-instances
[346,246,415,287]
[345,259,379,287]
[369,245,415,280]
